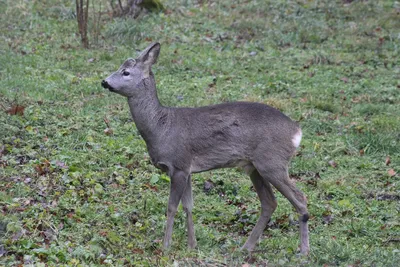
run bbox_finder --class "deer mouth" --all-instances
[101,80,114,91]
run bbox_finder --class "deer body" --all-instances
[102,43,310,254]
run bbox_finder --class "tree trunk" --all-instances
[76,0,90,48]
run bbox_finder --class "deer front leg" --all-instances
[163,170,189,249]
[181,175,197,249]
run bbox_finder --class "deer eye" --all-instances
[122,71,130,76]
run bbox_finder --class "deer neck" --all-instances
[127,75,167,144]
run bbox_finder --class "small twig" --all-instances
[383,237,400,244]
[103,116,111,128]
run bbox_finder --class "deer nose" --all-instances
[101,80,110,89]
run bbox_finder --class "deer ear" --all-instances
[137,42,161,68]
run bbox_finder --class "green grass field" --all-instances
[1,0,399,266]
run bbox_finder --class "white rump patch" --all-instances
[292,128,302,148]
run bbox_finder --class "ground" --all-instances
[0,0,399,266]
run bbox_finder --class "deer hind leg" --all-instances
[253,161,310,255]
[181,175,197,249]
[242,169,277,252]
[163,170,189,249]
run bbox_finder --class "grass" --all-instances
[1,0,399,266]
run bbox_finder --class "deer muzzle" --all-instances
[101,80,114,91]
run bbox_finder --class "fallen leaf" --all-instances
[328,160,338,168]
[6,105,25,116]
[104,128,113,136]
[142,183,158,192]
[385,156,391,166]
[152,249,162,256]
[387,169,396,177]
[34,160,51,175]
[132,248,144,254]
[103,117,111,127]
[99,230,108,237]
[384,181,391,187]
[244,256,256,264]
[340,77,349,83]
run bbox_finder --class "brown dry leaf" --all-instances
[104,128,113,136]
[385,156,391,166]
[387,169,396,177]
[132,248,144,254]
[6,105,25,116]
[143,183,158,192]
[103,117,111,127]
[99,230,108,237]
[34,160,51,175]
[340,77,349,83]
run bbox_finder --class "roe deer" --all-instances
[101,42,309,254]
